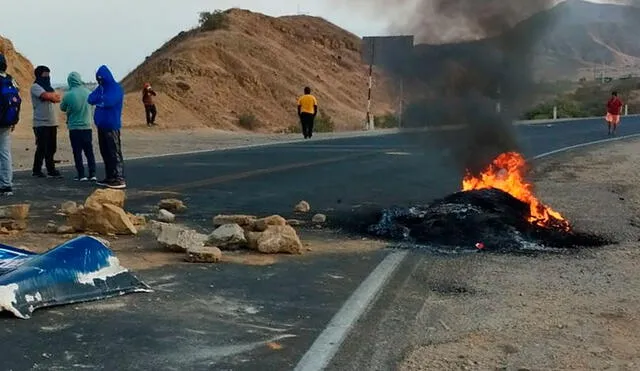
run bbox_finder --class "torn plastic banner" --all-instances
[0,235,151,319]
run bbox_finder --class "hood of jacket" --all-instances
[67,71,84,88]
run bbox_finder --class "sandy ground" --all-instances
[7,127,397,171]
[399,138,640,370]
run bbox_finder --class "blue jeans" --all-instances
[0,127,12,188]
[69,129,96,178]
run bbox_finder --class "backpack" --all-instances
[0,75,21,127]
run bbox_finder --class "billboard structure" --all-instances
[360,36,414,130]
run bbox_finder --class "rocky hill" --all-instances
[121,9,395,131]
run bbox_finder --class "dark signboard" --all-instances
[361,35,414,67]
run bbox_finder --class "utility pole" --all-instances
[365,41,375,131]
[398,78,404,128]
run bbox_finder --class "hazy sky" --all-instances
[1,0,624,85]
[3,0,388,84]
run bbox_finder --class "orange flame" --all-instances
[461,152,570,230]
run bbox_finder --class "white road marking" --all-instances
[293,250,408,371]
[294,132,640,371]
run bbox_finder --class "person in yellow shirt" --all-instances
[297,87,318,139]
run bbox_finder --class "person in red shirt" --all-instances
[606,91,623,136]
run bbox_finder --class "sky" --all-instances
[1,0,389,85]
[0,0,625,85]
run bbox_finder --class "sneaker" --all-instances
[74,177,89,182]
[89,176,97,182]
[101,179,126,189]
[32,172,46,178]
[48,170,63,178]
[0,187,13,196]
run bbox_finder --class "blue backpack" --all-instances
[0,75,21,127]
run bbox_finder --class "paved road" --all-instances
[2,118,639,371]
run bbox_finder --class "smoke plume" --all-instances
[354,0,560,174]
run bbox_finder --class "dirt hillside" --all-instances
[121,9,396,131]
[0,35,34,136]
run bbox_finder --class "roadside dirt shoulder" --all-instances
[400,138,640,370]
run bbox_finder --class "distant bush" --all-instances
[238,113,259,130]
[374,113,400,128]
[198,10,229,31]
[314,111,335,132]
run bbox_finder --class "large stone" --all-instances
[185,246,222,263]
[294,201,310,213]
[252,215,287,232]
[158,199,187,213]
[157,209,176,223]
[207,223,246,249]
[153,222,208,252]
[60,201,78,215]
[81,203,137,235]
[0,204,30,220]
[56,225,75,234]
[312,214,327,223]
[213,214,256,227]
[251,225,303,254]
[0,219,27,231]
[85,189,125,209]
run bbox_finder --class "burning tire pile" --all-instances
[367,152,612,252]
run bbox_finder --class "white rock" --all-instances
[207,223,246,249]
[156,209,176,223]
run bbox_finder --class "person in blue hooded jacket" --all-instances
[87,65,126,189]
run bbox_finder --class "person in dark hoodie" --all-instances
[87,65,126,189]
[31,65,62,178]
[0,53,21,196]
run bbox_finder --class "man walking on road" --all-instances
[0,53,21,196]
[60,72,96,181]
[297,87,318,139]
[88,65,126,189]
[142,82,157,127]
[606,91,623,136]
[31,65,62,178]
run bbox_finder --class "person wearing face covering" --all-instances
[30,65,62,178]
[0,53,21,196]
[142,82,157,126]
[87,65,126,189]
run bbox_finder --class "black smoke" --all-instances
[359,0,560,173]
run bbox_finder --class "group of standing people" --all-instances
[0,53,127,196]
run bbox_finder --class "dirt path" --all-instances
[399,139,640,370]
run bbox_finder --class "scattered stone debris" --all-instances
[312,213,327,223]
[246,225,303,254]
[207,223,246,250]
[151,221,207,253]
[213,214,256,227]
[56,225,75,234]
[252,215,287,231]
[287,219,303,226]
[59,201,78,215]
[158,199,187,214]
[295,200,311,213]
[156,209,176,223]
[128,213,147,228]
[66,189,137,235]
[0,204,29,232]
[185,246,223,263]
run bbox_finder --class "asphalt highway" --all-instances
[2,117,639,370]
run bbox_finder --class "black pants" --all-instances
[145,104,157,125]
[32,126,57,175]
[97,128,124,181]
[300,112,315,138]
[69,129,96,178]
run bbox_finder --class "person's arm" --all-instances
[297,97,302,116]
[42,92,61,103]
[313,96,318,116]
[60,94,68,112]
[87,87,102,106]
[151,89,157,96]
[99,86,122,108]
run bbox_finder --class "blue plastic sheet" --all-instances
[0,235,151,319]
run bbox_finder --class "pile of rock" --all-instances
[148,213,306,264]
[0,204,30,235]
[58,189,145,235]
[154,198,187,223]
